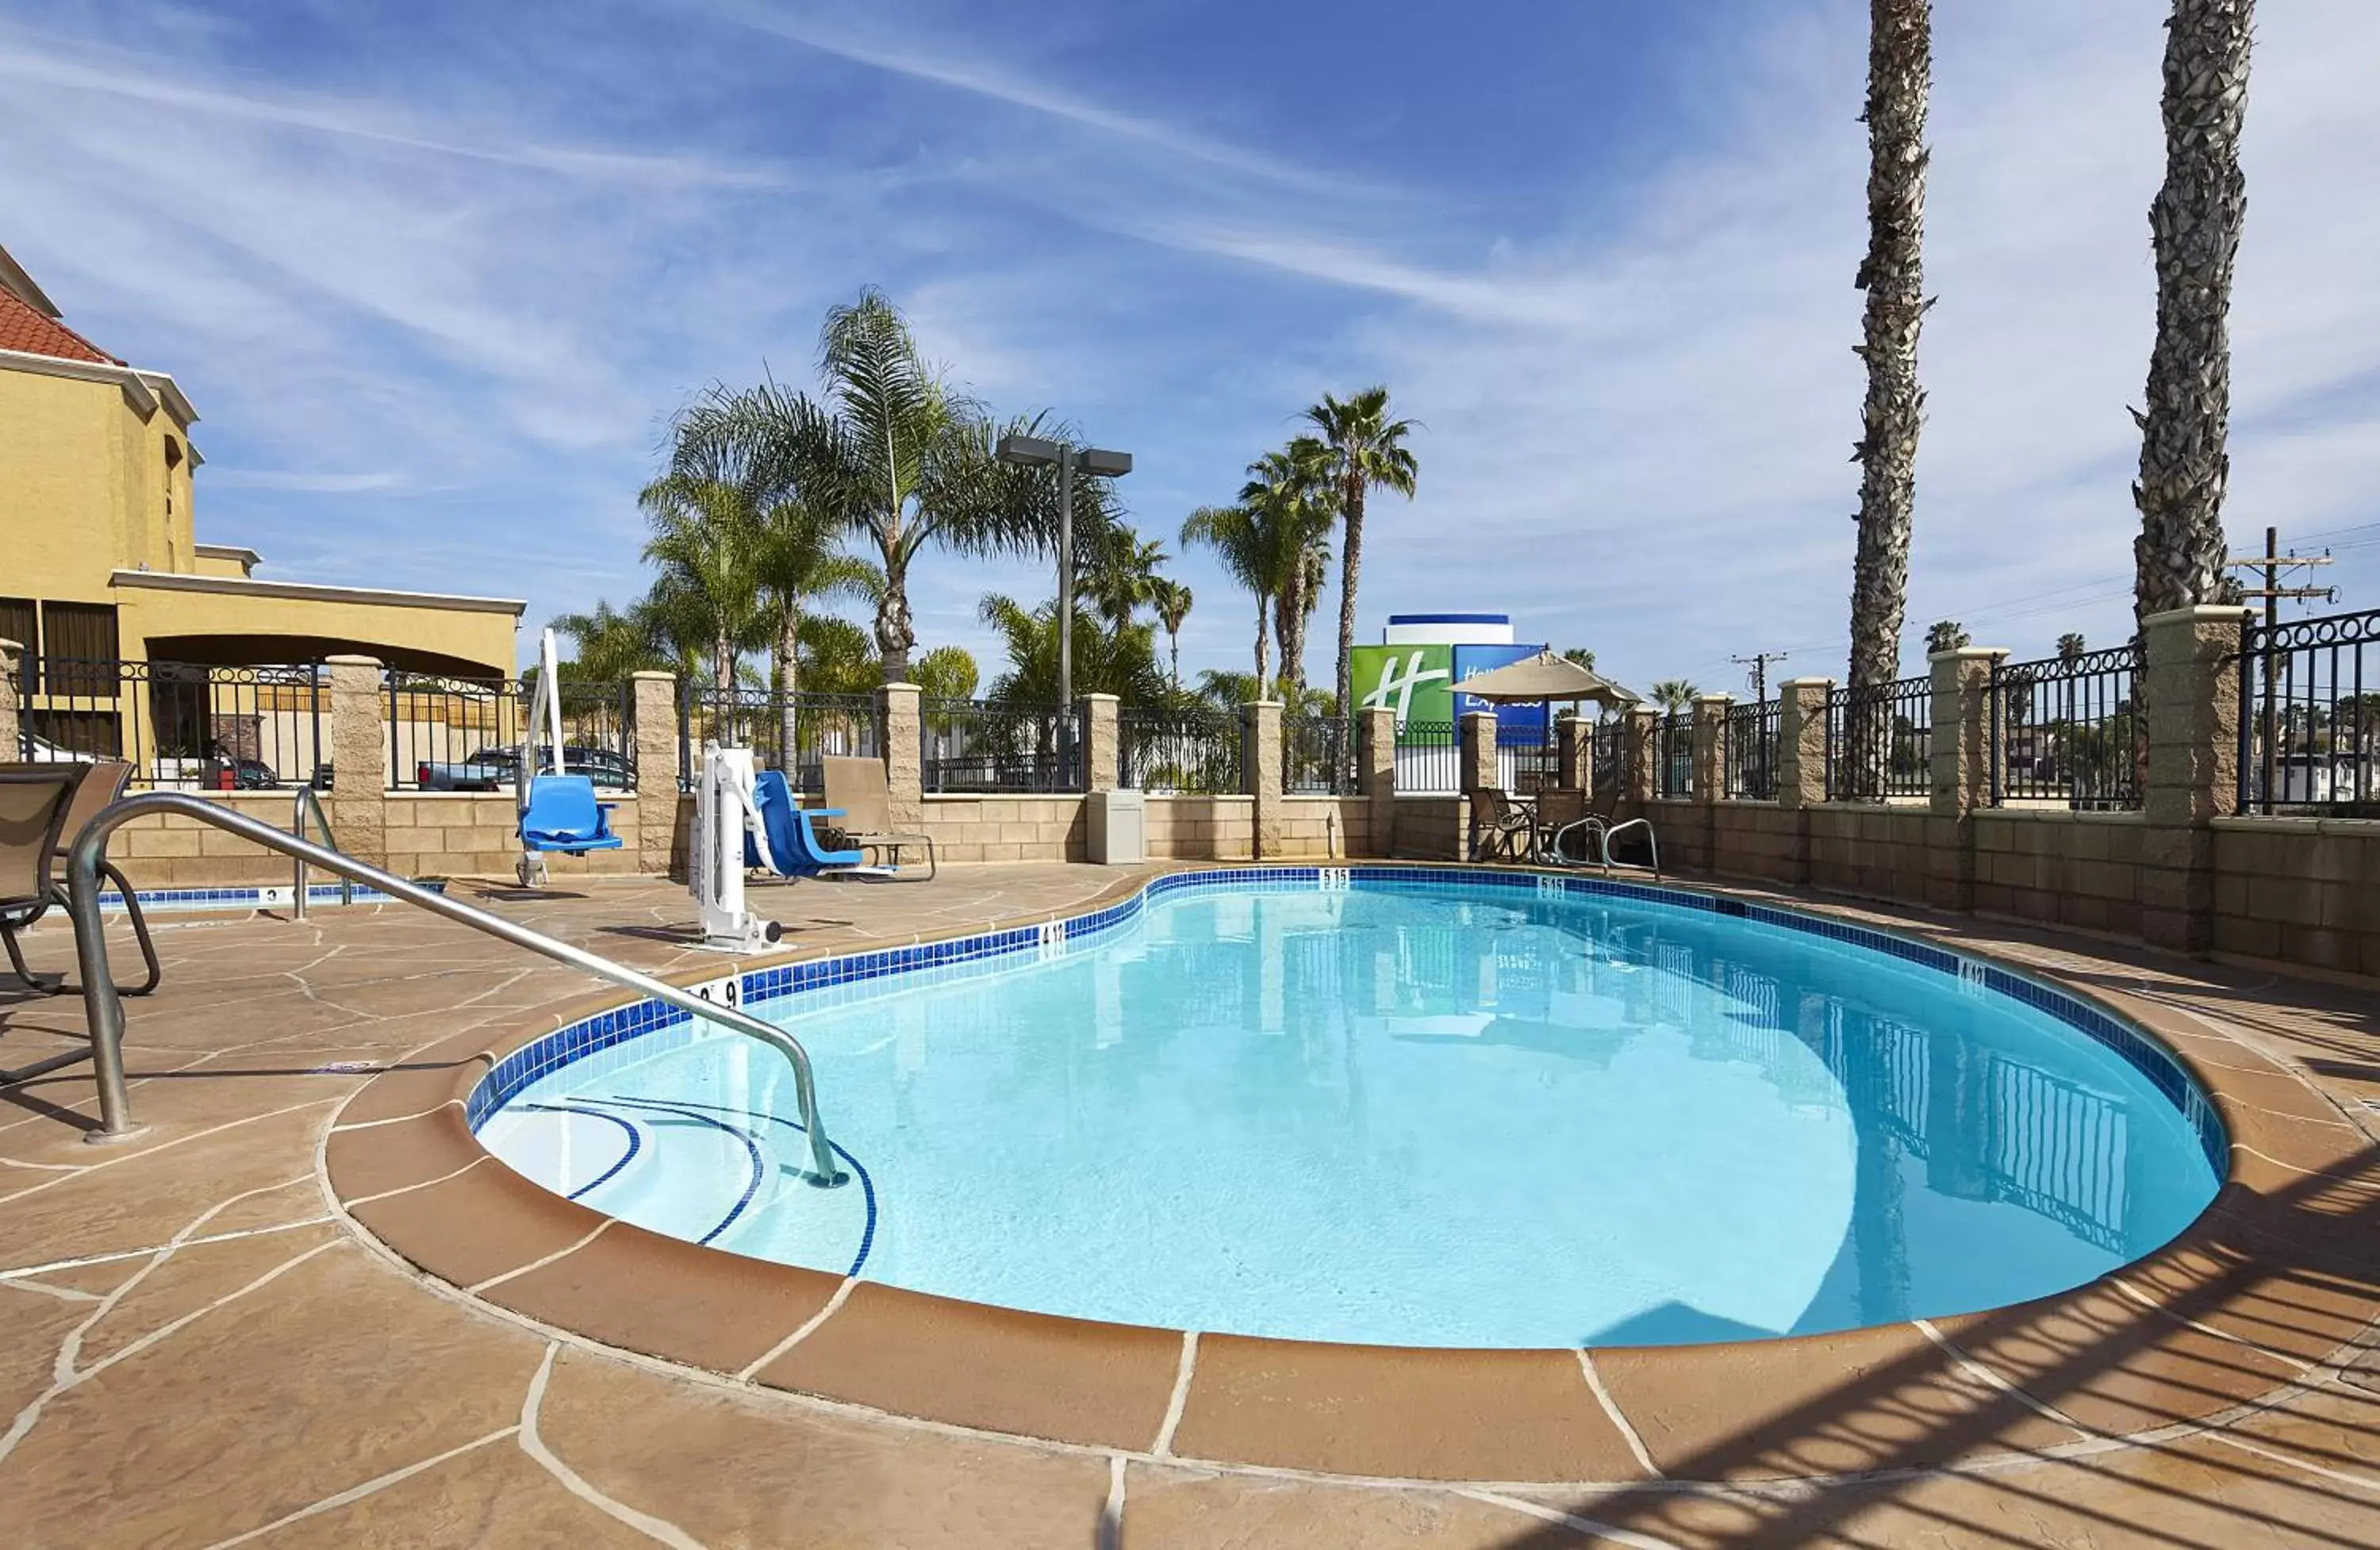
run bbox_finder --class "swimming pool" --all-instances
[475,869,2223,1349]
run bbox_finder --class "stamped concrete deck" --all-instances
[2,863,2378,1548]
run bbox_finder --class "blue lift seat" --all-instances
[520,775,624,854]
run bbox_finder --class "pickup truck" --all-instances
[414,745,636,792]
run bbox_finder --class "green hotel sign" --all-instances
[1352,643,1454,725]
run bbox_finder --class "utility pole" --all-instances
[1731,651,1789,704]
[2224,526,2337,808]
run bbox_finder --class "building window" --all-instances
[0,596,35,693]
[42,600,120,695]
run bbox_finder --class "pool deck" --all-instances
[2,861,2377,1548]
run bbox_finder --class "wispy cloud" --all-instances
[709,2,1358,195]
[199,469,414,493]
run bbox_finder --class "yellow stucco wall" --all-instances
[2,355,516,673]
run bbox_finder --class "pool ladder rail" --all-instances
[55,792,849,1189]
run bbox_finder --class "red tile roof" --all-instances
[0,284,118,365]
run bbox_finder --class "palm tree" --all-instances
[1150,577,1194,688]
[548,600,669,682]
[1304,387,1418,752]
[670,292,1105,682]
[1846,0,1934,794]
[2056,631,2087,661]
[977,593,1169,708]
[754,499,880,764]
[1649,680,1699,714]
[1924,620,1969,654]
[2132,0,2255,629]
[913,644,979,701]
[1181,504,1285,690]
[1240,440,1336,700]
[1083,525,1169,631]
[638,472,767,697]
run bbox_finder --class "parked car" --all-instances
[417,744,635,792]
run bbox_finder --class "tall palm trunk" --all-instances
[1253,596,1270,690]
[774,605,800,773]
[2132,0,2254,625]
[1334,481,1365,739]
[1845,0,1933,796]
[877,547,915,681]
[1168,628,1180,689]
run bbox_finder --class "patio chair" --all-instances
[0,762,161,997]
[1467,788,1537,863]
[747,770,869,880]
[820,757,936,881]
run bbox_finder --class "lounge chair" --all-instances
[1467,788,1537,863]
[516,774,623,887]
[747,770,869,879]
[0,762,161,997]
[820,756,936,881]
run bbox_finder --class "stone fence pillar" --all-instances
[1242,700,1284,859]
[0,639,21,758]
[1556,712,1590,794]
[1926,648,2003,911]
[1776,679,1833,811]
[1458,708,1498,794]
[1360,707,1396,854]
[326,655,387,867]
[1081,693,1119,793]
[881,682,923,833]
[631,671,679,877]
[1691,695,1731,803]
[1623,708,1659,805]
[2140,606,2252,954]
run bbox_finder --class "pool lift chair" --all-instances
[747,770,894,882]
[689,742,784,953]
[513,630,624,888]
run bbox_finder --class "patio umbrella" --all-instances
[1449,650,1641,709]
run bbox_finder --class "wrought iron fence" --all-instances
[1724,699,1780,799]
[1590,718,1624,792]
[1395,719,1458,793]
[1992,646,2140,810]
[678,686,877,795]
[1501,720,1560,793]
[1825,676,1931,802]
[1118,706,1241,794]
[1282,713,1346,794]
[390,674,635,792]
[17,657,329,790]
[1655,712,1694,797]
[2236,605,2380,815]
[921,699,1082,793]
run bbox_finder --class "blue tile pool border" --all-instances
[95,882,403,913]
[464,864,2229,1176]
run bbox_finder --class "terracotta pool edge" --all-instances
[321,861,2375,1485]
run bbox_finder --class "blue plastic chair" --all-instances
[747,771,865,876]
[520,775,624,854]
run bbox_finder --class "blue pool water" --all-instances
[479,878,2221,1349]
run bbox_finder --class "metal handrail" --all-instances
[63,792,849,1187]
[290,785,351,919]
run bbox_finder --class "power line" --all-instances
[1729,650,1789,702]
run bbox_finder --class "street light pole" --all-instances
[996,433,1130,788]
[1058,447,1073,714]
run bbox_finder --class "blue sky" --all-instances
[6,0,2377,693]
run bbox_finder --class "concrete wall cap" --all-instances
[1079,692,1121,703]
[1928,647,2010,662]
[1779,676,1836,689]
[324,654,382,667]
[1692,693,1734,704]
[2142,604,2256,628]
[630,669,676,682]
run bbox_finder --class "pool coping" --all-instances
[323,861,2380,1487]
